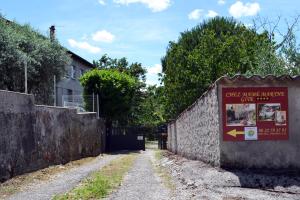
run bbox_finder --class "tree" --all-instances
[0,17,70,104]
[93,54,148,125]
[130,85,166,127]
[249,15,300,75]
[280,32,300,75]
[80,69,138,127]
[161,17,278,119]
[93,54,147,81]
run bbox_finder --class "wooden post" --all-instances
[97,94,100,119]
[54,75,56,106]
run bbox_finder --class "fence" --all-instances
[61,94,100,116]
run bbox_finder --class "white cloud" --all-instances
[148,64,162,75]
[92,30,115,43]
[68,39,101,54]
[188,9,204,20]
[189,9,218,20]
[146,64,162,85]
[206,10,218,18]
[218,0,225,5]
[229,1,260,18]
[98,0,106,5]
[113,0,171,12]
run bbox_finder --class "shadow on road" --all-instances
[224,168,300,192]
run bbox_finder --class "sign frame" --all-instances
[222,87,288,141]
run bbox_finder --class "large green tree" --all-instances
[80,69,138,126]
[0,17,70,104]
[161,17,281,119]
[93,54,148,125]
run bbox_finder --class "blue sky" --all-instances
[0,0,299,85]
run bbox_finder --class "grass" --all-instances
[0,156,99,199]
[153,150,176,190]
[154,149,163,160]
[53,153,138,200]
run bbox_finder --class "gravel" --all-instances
[7,154,120,200]
[8,149,298,200]
[160,151,300,200]
[107,150,172,200]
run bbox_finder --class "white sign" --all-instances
[244,127,258,140]
[137,136,143,141]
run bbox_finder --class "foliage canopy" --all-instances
[80,69,138,123]
[0,17,70,104]
[161,16,297,119]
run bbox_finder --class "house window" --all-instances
[71,66,75,79]
[78,69,84,79]
[67,89,73,102]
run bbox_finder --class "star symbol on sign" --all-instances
[256,97,270,101]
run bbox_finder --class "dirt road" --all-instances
[4,149,300,200]
[106,150,172,200]
[6,154,120,200]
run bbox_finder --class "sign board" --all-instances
[222,87,288,141]
[137,136,144,141]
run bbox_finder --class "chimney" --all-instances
[50,25,55,42]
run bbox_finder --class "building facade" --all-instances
[55,51,94,110]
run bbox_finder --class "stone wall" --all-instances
[168,85,221,166]
[0,90,104,182]
[168,75,300,169]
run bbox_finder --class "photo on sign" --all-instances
[258,103,281,121]
[275,111,287,126]
[226,104,256,126]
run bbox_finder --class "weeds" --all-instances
[54,153,138,200]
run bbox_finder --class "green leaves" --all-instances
[90,54,149,125]
[80,69,138,122]
[162,17,281,119]
[93,54,147,81]
[130,85,166,127]
[0,17,70,104]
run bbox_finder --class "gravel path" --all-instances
[107,150,171,200]
[161,151,300,200]
[8,154,120,200]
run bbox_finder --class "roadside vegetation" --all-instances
[0,156,98,199]
[0,15,70,104]
[54,153,138,200]
[153,150,175,191]
[161,16,300,119]
[86,16,300,128]
[81,54,166,138]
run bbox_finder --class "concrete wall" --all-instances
[167,122,177,153]
[218,78,300,169]
[167,85,221,166]
[0,90,104,182]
